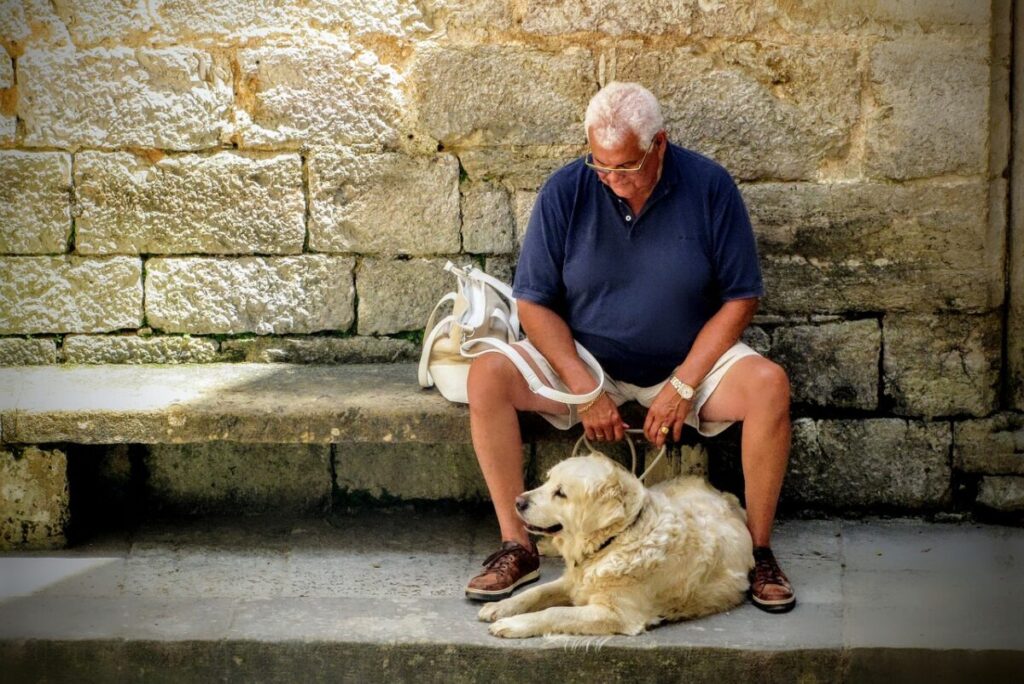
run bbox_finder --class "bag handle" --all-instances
[460,336,605,405]
[417,292,458,388]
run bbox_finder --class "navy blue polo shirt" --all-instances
[512,143,763,387]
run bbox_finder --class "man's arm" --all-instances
[643,297,759,445]
[518,299,629,441]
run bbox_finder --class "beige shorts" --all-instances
[513,340,761,437]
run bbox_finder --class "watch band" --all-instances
[670,376,695,400]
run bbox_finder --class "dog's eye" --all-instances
[554,487,566,499]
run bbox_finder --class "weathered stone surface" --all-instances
[954,414,1024,475]
[219,336,417,364]
[0,446,68,549]
[75,152,304,255]
[145,256,355,335]
[866,38,989,179]
[615,43,859,180]
[775,0,991,34]
[63,335,220,364]
[356,258,452,335]
[483,256,514,284]
[740,325,771,355]
[884,313,1001,418]
[514,190,538,247]
[772,320,880,409]
[308,150,460,255]
[521,0,759,36]
[459,146,583,190]
[0,338,57,365]
[976,476,1024,512]
[413,45,595,146]
[461,183,514,254]
[17,47,232,150]
[145,443,331,514]
[336,443,487,501]
[0,1,31,51]
[0,152,71,254]
[784,418,952,510]
[1,1,69,52]
[0,364,470,445]
[0,256,143,334]
[234,41,405,149]
[52,0,429,46]
[0,55,14,143]
[743,180,999,314]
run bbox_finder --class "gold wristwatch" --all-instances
[670,376,695,401]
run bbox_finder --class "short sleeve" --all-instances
[512,181,570,308]
[710,174,764,301]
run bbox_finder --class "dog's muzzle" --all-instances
[515,495,563,534]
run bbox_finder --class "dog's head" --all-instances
[516,453,645,565]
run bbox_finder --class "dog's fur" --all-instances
[479,454,754,638]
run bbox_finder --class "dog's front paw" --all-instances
[478,598,522,622]
[489,615,536,639]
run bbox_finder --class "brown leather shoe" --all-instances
[749,546,796,613]
[465,541,540,602]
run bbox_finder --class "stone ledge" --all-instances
[0,363,468,445]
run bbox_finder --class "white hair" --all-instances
[584,82,664,149]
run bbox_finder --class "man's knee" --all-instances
[467,353,517,405]
[751,359,790,406]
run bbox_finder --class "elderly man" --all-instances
[464,82,795,613]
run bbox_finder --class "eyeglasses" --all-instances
[583,141,655,176]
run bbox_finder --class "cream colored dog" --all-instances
[478,454,754,638]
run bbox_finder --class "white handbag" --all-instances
[417,261,605,406]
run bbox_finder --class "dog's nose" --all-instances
[515,495,528,512]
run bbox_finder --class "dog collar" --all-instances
[594,504,646,556]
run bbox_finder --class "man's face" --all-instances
[587,128,666,203]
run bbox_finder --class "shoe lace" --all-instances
[752,549,785,585]
[482,546,525,572]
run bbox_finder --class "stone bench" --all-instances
[2,363,1022,549]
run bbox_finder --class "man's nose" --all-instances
[515,495,529,512]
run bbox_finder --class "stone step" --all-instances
[1,514,1021,683]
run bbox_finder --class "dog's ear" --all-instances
[593,467,643,531]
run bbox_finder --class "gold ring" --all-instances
[659,425,670,435]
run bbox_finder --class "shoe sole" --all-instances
[749,592,797,614]
[464,569,540,602]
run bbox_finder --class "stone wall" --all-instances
[0,2,1021,513]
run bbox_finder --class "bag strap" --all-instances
[571,429,668,483]
[460,336,605,405]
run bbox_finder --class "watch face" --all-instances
[682,386,694,399]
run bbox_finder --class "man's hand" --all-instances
[643,384,690,447]
[580,393,629,442]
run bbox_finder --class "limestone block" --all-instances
[422,0,515,35]
[0,152,71,254]
[1,446,68,549]
[356,258,452,335]
[743,180,999,314]
[220,336,418,364]
[954,414,1024,475]
[0,338,57,365]
[335,443,488,501]
[483,256,514,284]
[976,476,1024,512]
[413,45,595,146]
[459,146,583,190]
[784,418,951,510]
[775,0,991,34]
[2,1,70,52]
[17,47,232,150]
[0,55,13,143]
[740,325,771,355]
[235,41,405,149]
[514,191,538,247]
[145,443,331,514]
[521,0,759,36]
[145,256,355,334]
[884,313,1001,418]
[75,152,304,255]
[866,38,989,179]
[615,43,859,181]
[462,183,514,254]
[50,0,154,46]
[772,320,880,409]
[95,0,428,45]
[308,150,460,255]
[63,334,220,364]
[0,256,143,334]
